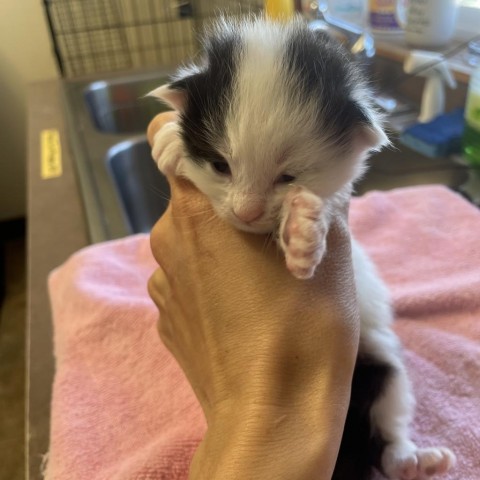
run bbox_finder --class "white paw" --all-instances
[151,121,184,176]
[382,442,456,480]
[279,186,326,280]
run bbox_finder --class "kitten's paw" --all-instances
[280,186,326,280]
[151,121,184,176]
[382,442,456,479]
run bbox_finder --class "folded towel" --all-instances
[45,185,480,480]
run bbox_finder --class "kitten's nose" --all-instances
[233,204,265,223]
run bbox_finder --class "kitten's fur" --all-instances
[150,17,455,479]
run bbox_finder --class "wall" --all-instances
[0,0,58,221]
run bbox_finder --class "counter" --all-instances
[27,79,89,480]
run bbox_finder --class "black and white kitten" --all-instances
[149,17,455,480]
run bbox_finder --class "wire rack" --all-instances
[43,0,264,77]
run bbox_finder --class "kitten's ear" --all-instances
[148,83,188,112]
[349,96,390,157]
[355,122,389,155]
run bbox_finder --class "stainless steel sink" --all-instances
[107,137,170,233]
[63,69,470,243]
[63,69,174,242]
[84,76,168,134]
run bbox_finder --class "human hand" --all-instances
[147,112,360,480]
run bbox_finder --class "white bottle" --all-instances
[329,0,364,24]
[404,50,457,123]
[404,0,458,48]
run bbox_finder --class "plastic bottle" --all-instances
[328,0,364,24]
[265,0,294,20]
[462,65,480,168]
[368,0,404,35]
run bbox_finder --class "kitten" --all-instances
[149,17,455,479]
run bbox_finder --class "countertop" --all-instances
[27,79,89,480]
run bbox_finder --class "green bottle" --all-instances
[463,65,480,168]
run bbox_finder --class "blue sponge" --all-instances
[399,108,465,158]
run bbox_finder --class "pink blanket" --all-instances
[45,185,480,480]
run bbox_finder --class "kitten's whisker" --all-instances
[148,184,171,203]
[261,232,276,255]
[183,212,218,232]
[261,233,271,254]
[269,235,278,257]
[172,209,217,219]
[205,213,219,225]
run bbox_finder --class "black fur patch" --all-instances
[170,29,241,166]
[332,353,395,480]
[171,21,375,163]
[283,28,372,148]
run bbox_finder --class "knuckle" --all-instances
[157,318,173,347]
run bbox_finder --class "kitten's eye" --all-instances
[276,174,296,184]
[211,161,231,176]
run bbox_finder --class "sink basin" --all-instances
[63,69,175,242]
[85,76,171,134]
[62,69,471,243]
[108,138,170,233]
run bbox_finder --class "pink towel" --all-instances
[45,185,480,480]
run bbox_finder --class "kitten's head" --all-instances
[150,17,387,233]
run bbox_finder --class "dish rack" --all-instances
[43,0,264,76]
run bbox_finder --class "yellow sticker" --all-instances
[41,129,62,179]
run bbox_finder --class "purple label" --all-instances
[370,12,401,30]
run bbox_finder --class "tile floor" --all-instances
[0,234,26,480]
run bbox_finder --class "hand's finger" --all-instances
[148,267,175,342]
[147,111,179,146]
[147,111,211,211]
[147,266,171,311]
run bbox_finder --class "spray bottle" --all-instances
[404,50,457,123]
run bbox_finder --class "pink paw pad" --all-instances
[280,187,326,280]
[417,447,456,476]
[383,444,456,480]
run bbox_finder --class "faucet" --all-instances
[307,1,375,60]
